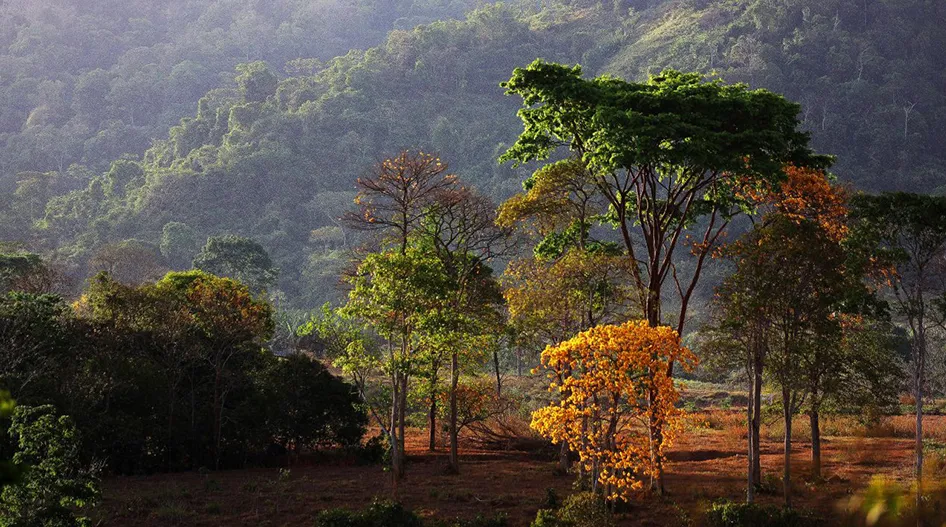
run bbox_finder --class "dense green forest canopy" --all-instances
[1,0,945,309]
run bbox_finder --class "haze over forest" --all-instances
[1,0,944,309]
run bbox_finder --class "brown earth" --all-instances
[92,413,941,526]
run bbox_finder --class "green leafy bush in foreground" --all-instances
[530,491,613,527]
[706,500,818,527]
[315,499,507,527]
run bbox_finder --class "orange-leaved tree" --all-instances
[531,321,696,501]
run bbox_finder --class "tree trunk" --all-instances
[448,351,460,474]
[648,364,665,495]
[399,374,408,463]
[558,441,570,474]
[213,367,222,470]
[493,349,502,397]
[390,372,404,482]
[428,397,437,451]
[782,389,793,509]
[810,408,821,480]
[751,353,763,491]
[747,376,756,504]
[645,296,666,494]
[428,369,438,451]
[915,329,925,522]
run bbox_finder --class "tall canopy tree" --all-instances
[340,150,459,479]
[717,215,847,507]
[341,246,452,481]
[500,60,830,492]
[192,235,278,295]
[419,186,508,473]
[707,167,893,504]
[155,271,274,469]
[849,192,946,513]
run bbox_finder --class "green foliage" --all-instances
[160,221,201,269]
[259,353,367,451]
[235,62,278,103]
[192,235,279,294]
[1,0,945,309]
[0,253,46,294]
[501,60,830,180]
[315,499,423,527]
[705,500,817,527]
[0,292,72,401]
[0,405,100,527]
[315,500,508,527]
[531,492,613,527]
[0,393,20,489]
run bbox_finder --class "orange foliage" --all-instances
[741,165,849,241]
[530,321,697,501]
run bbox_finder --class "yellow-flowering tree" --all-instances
[531,321,696,501]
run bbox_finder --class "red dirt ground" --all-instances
[92,414,938,526]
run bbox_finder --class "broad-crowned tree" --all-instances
[192,235,278,295]
[500,61,830,492]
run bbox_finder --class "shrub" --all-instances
[430,515,508,527]
[261,354,368,452]
[530,492,613,527]
[705,500,817,527]
[315,499,422,527]
[0,405,101,527]
[315,501,507,527]
[355,433,389,466]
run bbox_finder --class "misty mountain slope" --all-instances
[33,4,600,307]
[5,0,946,309]
[603,0,946,192]
[0,0,490,177]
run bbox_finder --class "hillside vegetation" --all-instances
[2,0,945,307]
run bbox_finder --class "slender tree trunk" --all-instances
[493,349,502,397]
[558,442,570,474]
[645,295,666,494]
[810,408,821,480]
[915,328,925,522]
[752,353,763,490]
[399,374,408,463]
[213,367,222,470]
[448,351,460,474]
[782,389,793,509]
[747,376,756,504]
[390,371,404,483]
[428,397,437,451]
[428,369,438,451]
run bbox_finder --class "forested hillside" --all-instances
[2,0,945,308]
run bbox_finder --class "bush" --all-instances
[355,433,389,466]
[431,515,508,527]
[705,500,817,527]
[530,491,613,527]
[315,500,423,527]
[261,354,368,452]
[316,500,507,527]
[0,405,101,527]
